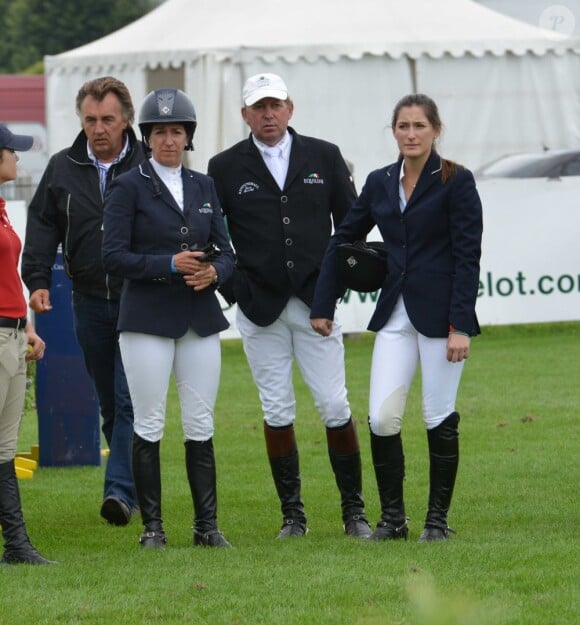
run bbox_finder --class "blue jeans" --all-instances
[72,293,136,508]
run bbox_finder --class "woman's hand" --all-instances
[175,250,219,291]
[447,332,470,363]
[310,318,333,337]
[25,323,45,361]
[173,250,218,291]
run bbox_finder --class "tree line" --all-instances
[0,0,159,73]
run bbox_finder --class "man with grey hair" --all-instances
[22,76,143,526]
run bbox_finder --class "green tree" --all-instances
[0,0,159,73]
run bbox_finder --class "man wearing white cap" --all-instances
[208,73,372,539]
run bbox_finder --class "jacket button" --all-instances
[287,260,294,269]
[281,196,288,203]
[181,243,189,250]
[282,217,290,224]
[181,226,189,234]
[285,238,293,246]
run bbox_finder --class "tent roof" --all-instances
[46,0,578,73]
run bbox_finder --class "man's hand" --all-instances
[29,289,52,313]
[310,318,333,337]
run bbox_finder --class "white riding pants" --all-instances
[119,329,221,443]
[236,297,351,428]
[369,297,464,435]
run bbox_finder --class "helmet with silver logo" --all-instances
[138,88,197,151]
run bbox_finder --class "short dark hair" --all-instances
[75,76,135,124]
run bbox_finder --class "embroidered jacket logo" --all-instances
[238,182,260,194]
[304,173,324,184]
[199,202,213,214]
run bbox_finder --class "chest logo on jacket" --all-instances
[238,182,260,195]
[199,203,213,214]
[304,173,324,185]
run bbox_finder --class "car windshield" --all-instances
[475,153,558,178]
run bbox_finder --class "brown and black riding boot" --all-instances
[326,418,371,538]
[185,438,231,547]
[264,423,307,538]
[368,430,409,541]
[132,434,167,549]
[0,460,55,565]
[418,412,460,542]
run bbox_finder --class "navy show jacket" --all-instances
[102,161,235,339]
[311,151,483,337]
[207,127,357,327]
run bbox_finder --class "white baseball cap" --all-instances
[242,73,288,106]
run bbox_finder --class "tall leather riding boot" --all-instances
[185,439,230,547]
[264,423,307,538]
[132,434,166,548]
[419,412,460,542]
[326,418,371,538]
[368,430,408,541]
[0,460,55,565]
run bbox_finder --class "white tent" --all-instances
[45,0,580,178]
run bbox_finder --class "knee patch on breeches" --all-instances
[371,385,407,436]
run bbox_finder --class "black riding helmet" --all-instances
[138,88,197,151]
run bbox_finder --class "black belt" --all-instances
[0,316,27,329]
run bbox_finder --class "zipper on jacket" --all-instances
[63,193,72,276]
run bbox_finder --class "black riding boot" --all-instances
[132,434,166,548]
[264,423,307,538]
[0,460,55,565]
[419,412,460,542]
[327,418,371,538]
[368,430,408,541]
[185,439,231,547]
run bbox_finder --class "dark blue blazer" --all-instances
[311,151,483,337]
[102,161,235,339]
[207,128,357,327]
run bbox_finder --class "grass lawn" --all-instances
[2,322,579,625]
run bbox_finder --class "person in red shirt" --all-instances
[0,123,54,564]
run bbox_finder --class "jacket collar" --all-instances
[385,150,443,209]
[138,159,199,219]
[238,126,306,190]
[67,126,140,166]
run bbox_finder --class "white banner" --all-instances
[10,175,579,341]
[220,176,580,338]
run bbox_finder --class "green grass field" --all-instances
[2,322,579,625]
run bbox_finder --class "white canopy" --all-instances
[45,0,580,177]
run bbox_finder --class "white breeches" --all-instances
[119,329,220,443]
[236,297,351,428]
[369,297,464,435]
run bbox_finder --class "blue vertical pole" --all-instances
[35,250,101,466]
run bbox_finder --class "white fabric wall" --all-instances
[45,66,148,152]
[185,55,413,181]
[47,50,580,182]
[417,52,580,169]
